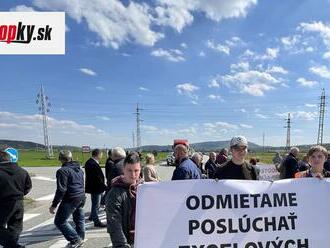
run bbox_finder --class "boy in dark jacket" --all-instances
[0,149,32,248]
[106,152,142,248]
[49,150,85,248]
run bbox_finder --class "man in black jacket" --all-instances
[0,149,32,248]
[49,150,85,248]
[106,147,126,188]
[280,147,299,179]
[85,149,106,227]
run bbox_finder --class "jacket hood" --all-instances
[0,161,19,176]
[62,161,81,172]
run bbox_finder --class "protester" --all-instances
[50,150,85,248]
[216,148,228,165]
[143,153,160,182]
[106,152,142,248]
[85,149,107,227]
[171,144,202,180]
[272,152,283,171]
[205,152,217,179]
[280,147,299,179]
[105,149,114,187]
[323,154,330,172]
[214,136,257,180]
[107,147,126,188]
[0,149,32,248]
[295,145,330,178]
[297,155,310,172]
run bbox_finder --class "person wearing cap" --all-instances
[49,150,86,248]
[214,136,257,180]
[0,149,32,248]
[171,144,202,180]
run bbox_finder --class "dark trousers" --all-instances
[90,193,102,224]
[0,200,24,248]
[54,198,85,243]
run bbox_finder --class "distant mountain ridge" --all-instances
[1,139,327,152]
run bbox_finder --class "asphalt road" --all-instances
[18,163,175,248]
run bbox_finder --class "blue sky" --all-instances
[0,0,330,148]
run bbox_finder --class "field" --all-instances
[18,149,168,167]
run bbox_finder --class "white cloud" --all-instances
[206,40,230,55]
[31,0,256,48]
[297,77,318,88]
[180,43,187,49]
[151,48,185,62]
[176,83,199,100]
[79,68,97,76]
[305,104,317,108]
[240,124,253,129]
[299,21,330,48]
[208,78,220,88]
[208,94,222,100]
[230,61,249,72]
[323,51,330,60]
[10,5,35,11]
[276,111,318,121]
[240,108,247,113]
[0,111,117,147]
[155,0,256,32]
[96,86,105,91]
[141,125,159,132]
[256,113,267,119]
[139,86,150,91]
[222,70,281,96]
[281,35,300,49]
[309,65,330,79]
[266,66,288,74]
[32,0,164,49]
[225,36,245,47]
[96,116,111,121]
[191,100,198,105]
[199,51,206,57]
[241,47,279,61]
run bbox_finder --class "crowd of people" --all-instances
[0,135,330,248]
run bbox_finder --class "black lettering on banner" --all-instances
[201,219,215,234]
[189,220,199,235]
[186,195,199,210]
[202,195,214,209]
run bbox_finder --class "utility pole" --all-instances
[284,113,291,151]
[36,84,54,159]
[317,88,326,145]
[134,103,143,151]
[132,131,136,149]
[262,132,265,152]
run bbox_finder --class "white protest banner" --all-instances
[135,179,330,248]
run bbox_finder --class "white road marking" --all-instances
[23,213,40,222]
[35,193,55,201]
[25,217,55,232]
[49,239,68,248]
[32,176,56,182]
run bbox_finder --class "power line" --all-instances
[134,103,143,151]
[36,84,54,159]
[317,88,326,145]
[284,113,291,151]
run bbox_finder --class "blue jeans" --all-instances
[54,198,85,243]
[90,193,102,224]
